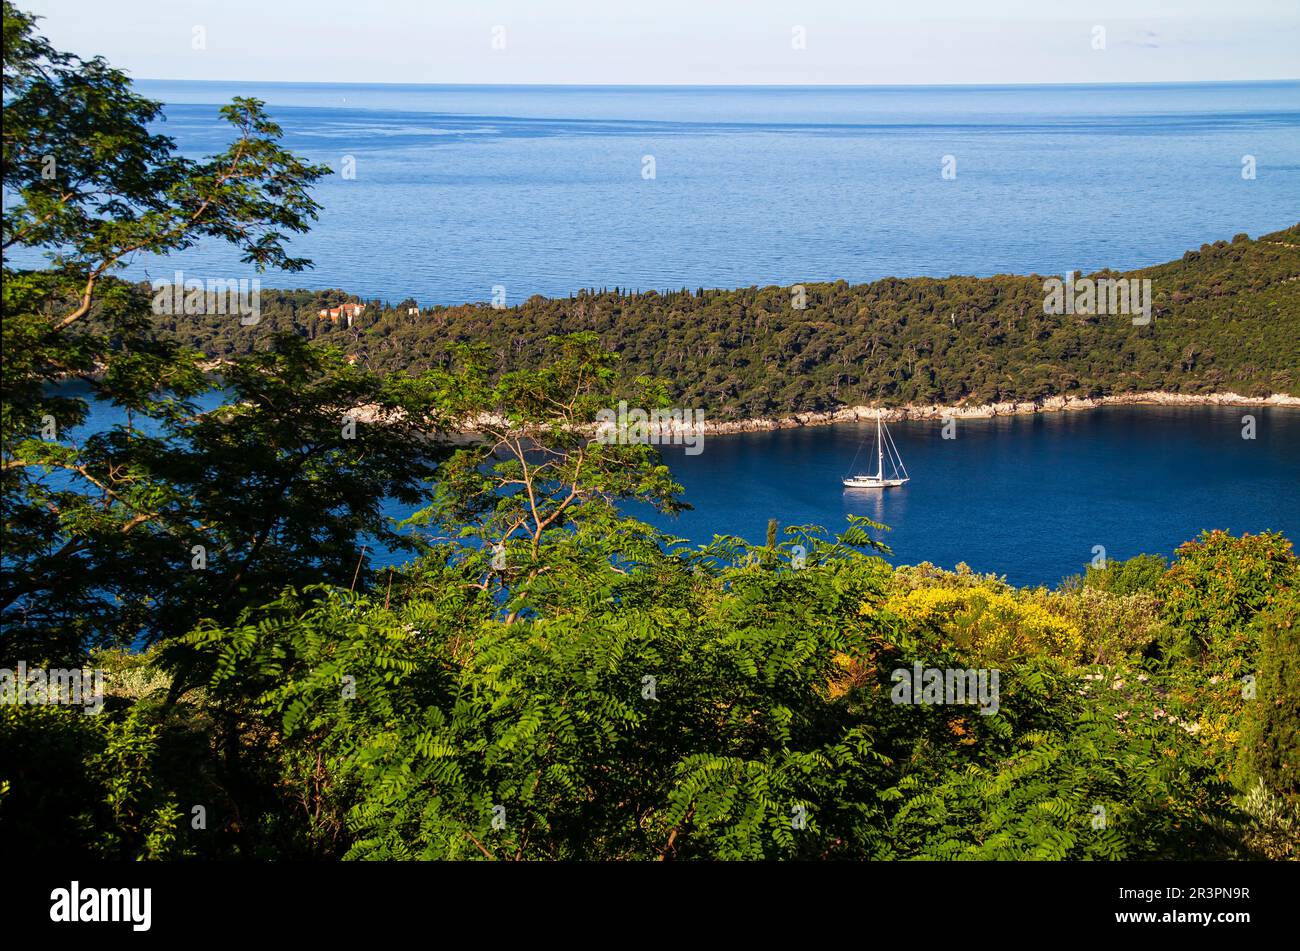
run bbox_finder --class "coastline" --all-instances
[348,389,1300,438]
[696,391,1300,436]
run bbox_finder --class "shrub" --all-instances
[1159,530,1298,667]
[1082,553,1167,596]
[879,660,1243,859]
[1239,589,1300,801]
[886,584,1084,665]
[1030,586,1162,664]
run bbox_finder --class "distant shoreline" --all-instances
[697,391,1300,436]
[348,390,1300,440]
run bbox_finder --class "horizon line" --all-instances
[133,77,1300,90]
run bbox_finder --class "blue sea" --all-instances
[27,81,1300,586]
[638,406,1300,587]
[61,388,1300,588]
[28,79,1300,303]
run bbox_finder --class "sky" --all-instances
[19,0,1300,85]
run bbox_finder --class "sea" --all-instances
[639,406,1300,587]
[25,80,1300,586]
[51,78,1300,302]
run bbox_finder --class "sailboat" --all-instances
[843,413,909,489]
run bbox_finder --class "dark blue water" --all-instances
[639,406,1300,586]
[61,388,1300,587]
[12,80,1299,303]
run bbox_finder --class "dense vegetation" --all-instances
[3,4,1297,861]
[130,230,1300,420]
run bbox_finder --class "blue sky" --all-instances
[21,0,1300,85]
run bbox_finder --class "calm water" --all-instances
[27,83,1300,585]
[638,406,1300,586]
[62,389,1300,588]
[13,80,1299,303]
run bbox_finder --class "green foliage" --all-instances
[881,661,1243,860]
[1240,589,1300,801]
[147,525,1280,861]
[1158,530,1298,667]
[6,506,1294,861]
[2,2,338,662]
[0,675,201,859]
[1081,552,1168,595]
[2,329,450,662]
[401,331,690,626]
[3,1,328,281]
[163,526,898,861]
[1039,586,1162,665]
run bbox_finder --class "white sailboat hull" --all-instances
[842,476,908,489]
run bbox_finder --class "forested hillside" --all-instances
[135,225,1300,420]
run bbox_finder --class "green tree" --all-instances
[1157,530,1298,667]
[1,2,345,661]
[1241,589,1300,801]
[407,332,689,624]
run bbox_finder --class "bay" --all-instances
[62,387,1300,588]
[639,405,1300,587]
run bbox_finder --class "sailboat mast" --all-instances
[876,414,884,479]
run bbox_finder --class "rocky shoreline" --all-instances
[347,390,1300,440]
[695,391,1300,436]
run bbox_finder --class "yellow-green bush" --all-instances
[886,584,1084,665]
